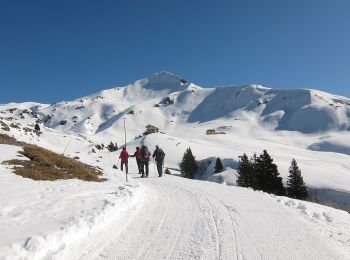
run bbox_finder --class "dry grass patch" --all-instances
[4,144,105,182]
[0,120,10,131]
[0,133,22,145]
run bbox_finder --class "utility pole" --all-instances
[62,136,72,155]
[123,118,126,148]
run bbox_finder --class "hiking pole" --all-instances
[131,158,136,175]
[130,159,134,175]
[126,161,128,182]
[153,158,156,177]
[123,118,126,147]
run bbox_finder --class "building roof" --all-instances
[146,124,159,129]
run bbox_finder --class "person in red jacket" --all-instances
[119,146,129,174]
[130,146,142,174]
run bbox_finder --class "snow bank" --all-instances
[271,194,350,250]
[0,182,145,260]
[0,144,146,260]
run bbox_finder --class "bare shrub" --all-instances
[0,120,10,131]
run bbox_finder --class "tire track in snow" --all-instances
[135,183,172,260]
[202,191,264,260]
[197,188,264,260]
[97,177,231,259]
[225,205,264,260]
[204,196,221,259]
[169,182,238,259]
[66,174,349,260]
[199,191,239,260]
[224,205,244,260]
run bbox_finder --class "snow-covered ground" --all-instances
[1,71,350,259]
[1,145,350,259]
[0,144,146,259]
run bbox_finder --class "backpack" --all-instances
[158,149,165,161]
[142,147,150,161]
[135,150,141,160]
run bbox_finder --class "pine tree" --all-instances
[236,153,257,188]
[34,123,40,132]
[107,141,118,152]
[179,147,198,179]
[286,159,308,200]
[214,157,224,173]
[254,150,285,195]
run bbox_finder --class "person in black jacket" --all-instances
[152,145,165,177]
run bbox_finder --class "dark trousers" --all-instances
[141,161,149,177]
[121,161,128,174]
[156,161,163,176]
[136,160,142,174]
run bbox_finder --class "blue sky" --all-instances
[1,0,350,103]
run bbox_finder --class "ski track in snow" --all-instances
[0,143,349,259]
[43,173,350,260]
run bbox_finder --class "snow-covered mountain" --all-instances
[1,71,350,201]
[34,71,350,136]
[1,71,350,259]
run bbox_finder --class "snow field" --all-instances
[0,144,146,260]
[73,175,350,259]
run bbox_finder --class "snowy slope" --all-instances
[1,148,350,259]
[1,71,350,259]
[1,72,350,206]
[1,72,350,207]
[33,72,350,138]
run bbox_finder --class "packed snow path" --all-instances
[64,174,348,260]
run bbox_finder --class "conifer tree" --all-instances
[34,123,40,132]
[286,159,308,200]
[214,157,224,173]
[179,147,198,179]
[236,153,256,188]
[107,141,118,152]
[254,150,285,195]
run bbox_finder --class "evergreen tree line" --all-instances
[237,150,308,200]
[180,148,224,179]
[179,147,308,200]
[179,147,198,179]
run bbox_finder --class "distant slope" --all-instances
[31,72,350,138]
[188,85,350,133]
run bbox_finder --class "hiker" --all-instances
[152,145,165,177]
[130,146,142,174]
[140,145,151,178]
[119,146,129,174]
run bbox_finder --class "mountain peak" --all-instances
[147,71,185,83]
[134,71,188,92]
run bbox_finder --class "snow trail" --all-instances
[70,174,349,260]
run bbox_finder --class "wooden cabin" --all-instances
[206,129,226,135]
[206,129,216,135]
[145,124,159,134]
